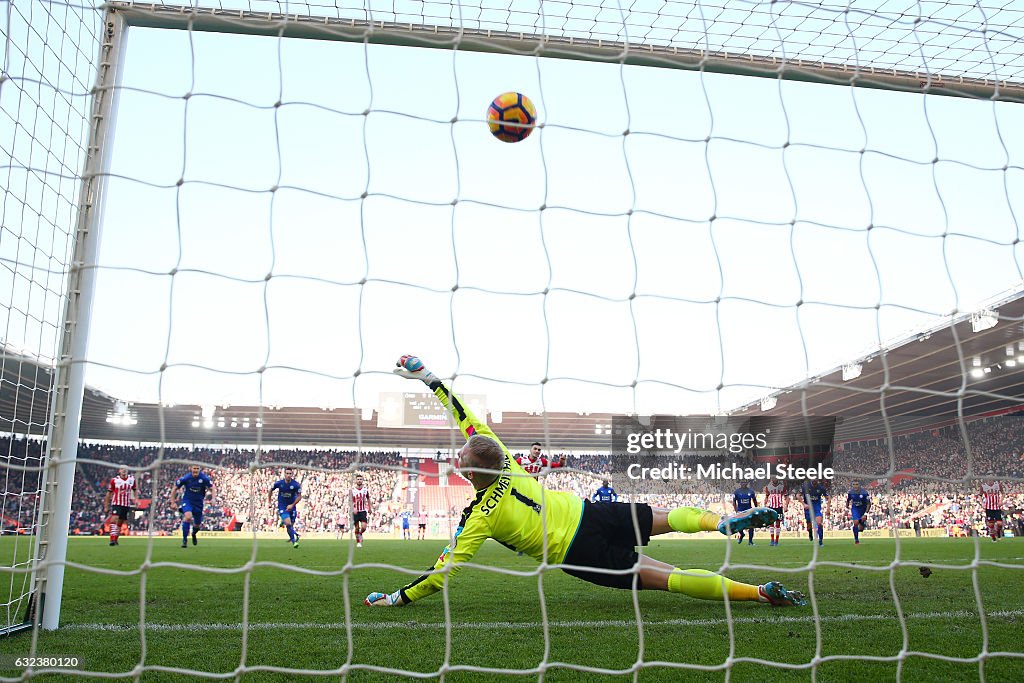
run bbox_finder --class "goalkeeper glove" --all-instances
[394,355,437,385]
[364,590,404,607]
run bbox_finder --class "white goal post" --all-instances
[31,11,129,632]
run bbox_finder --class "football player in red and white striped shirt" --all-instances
[351,475,371,547]
[417,510,429,540]
[980,480,1004,541]
[516,442,565,475]
[516,442,547,475]
[763,478,786,546]
[103,468,137,546]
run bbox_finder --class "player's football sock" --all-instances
[667,507,720,533]
[287,526,295,542]
[816,524,823,543]
[668,569,761,602]
[852,524,860,542]
[182,522,190,542]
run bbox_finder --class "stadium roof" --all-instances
[733,289,1024,441]
[3,289,1024,449]
[0,353,620,450]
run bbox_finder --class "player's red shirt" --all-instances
[980,481,1003,510]
[764,482,785,508]
[108,475,136,507]
[351,487,370,514]
[516,455,547,475]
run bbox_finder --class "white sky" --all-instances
[4,2,1024,417]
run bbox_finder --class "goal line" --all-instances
[59,607,1024,632]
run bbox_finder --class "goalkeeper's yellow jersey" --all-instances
[399,380,584,605]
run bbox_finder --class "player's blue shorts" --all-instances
[181,500,204,524]
[278,508,297,524]
[851,507,866,521]
[805,504,822,520]
[402,520,410,529]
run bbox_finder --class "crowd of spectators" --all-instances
[1,412,1022,538]
[525,415,1024,537]
[830,417,1024,481]
[1,437,402,535]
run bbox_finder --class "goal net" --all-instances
[1,0,104,636]
[1,0,1023,678]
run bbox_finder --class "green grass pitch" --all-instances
[0,535,1022,681]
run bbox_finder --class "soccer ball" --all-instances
[486,92,537,143]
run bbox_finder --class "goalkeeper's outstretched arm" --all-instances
[366,355,497,607]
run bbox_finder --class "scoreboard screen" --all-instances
[377,392,487,429]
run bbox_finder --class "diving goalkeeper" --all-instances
[364,355,806,608]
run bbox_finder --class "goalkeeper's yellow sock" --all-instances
[667,569,763,602]
[667,506,720,533]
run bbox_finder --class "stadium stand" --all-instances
[3,411,1019,539]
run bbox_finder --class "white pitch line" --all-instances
[62,609,1024,633]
